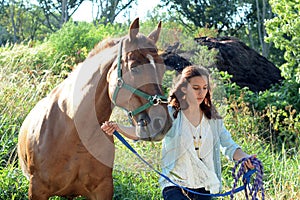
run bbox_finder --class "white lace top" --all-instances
[160,111,220,192]
[160,107,240,193]
[182,112,216,178]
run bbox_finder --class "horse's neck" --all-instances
[61,51,115,122]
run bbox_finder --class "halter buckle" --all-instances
[151,95,161,106]
[117,78,124,88]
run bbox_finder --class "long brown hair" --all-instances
[169,65,221,119]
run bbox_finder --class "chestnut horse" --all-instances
[18,18,172,200]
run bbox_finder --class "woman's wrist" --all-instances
[233,148,250,161]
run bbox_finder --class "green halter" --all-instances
[112,39,168,118]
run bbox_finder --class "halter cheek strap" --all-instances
[112,39,168,118]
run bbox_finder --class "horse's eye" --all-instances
[129,60,139,68]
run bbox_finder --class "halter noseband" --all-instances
[112,39,168,119]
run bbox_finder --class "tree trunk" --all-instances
[256,0,270,58]
[61,0,68,26]
[9,0,18,43]
[247,19,255,49]
[255,0,264,56]
[262,0,271,58]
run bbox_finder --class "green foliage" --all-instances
[0,165,29,200]
[215,71,299,115]
[194,27,218,38]
[0,25,11,46]
[215,71,299,154]
[190,45,218,67]
[0,114,18,167]
[0,41,72,77]
[254,79,300,112]
[265,105,299,153]
[217,71,300,113]
[113,169,161,200]
[160,0,240,34]
[162,70,176,96]
[48,21,127,66]
[49,21,95,64]
[141,20,208,53]
[265,0,300,83]
[0,2,51,44]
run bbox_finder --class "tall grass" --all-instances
[0,43,299,200]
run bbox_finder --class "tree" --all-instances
[159,0,277,59]
[254,0,272,57]
[92,0,136,25]
[37,0,85,30]
[160,0,240,34]
[265,0,300,83]
[0,0,49,44]
[37,0,136,28]
[0,0,137,44]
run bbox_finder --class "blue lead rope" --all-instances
[113,130,264,199]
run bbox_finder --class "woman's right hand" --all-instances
[101,121,118,136]
[101,121,139,140]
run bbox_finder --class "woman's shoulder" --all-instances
[207,117,224,130]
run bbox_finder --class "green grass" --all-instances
[1,43,299,200]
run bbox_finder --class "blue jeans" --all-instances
[162,186,212,200]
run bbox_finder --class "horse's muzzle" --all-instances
[136,108,172,141]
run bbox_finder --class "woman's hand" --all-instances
[244,155,257,170]
[101,121,118,136]
[101,121,139,140]
[233,148,257,170]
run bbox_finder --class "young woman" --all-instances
[101,65,256,200]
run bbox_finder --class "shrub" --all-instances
[215,71,299,154]
[48,21,127,67]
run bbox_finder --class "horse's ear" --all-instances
[148,21,162,44]
[129,18,139,42]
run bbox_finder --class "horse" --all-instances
[17,18,172,200]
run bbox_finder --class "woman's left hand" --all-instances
[244,155,257,170]
[233,149,257,170]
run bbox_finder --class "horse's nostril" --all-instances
[153,118,162,131]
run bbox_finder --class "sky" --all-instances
[72,0,160,23]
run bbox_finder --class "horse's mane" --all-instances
[88,37,121,58]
